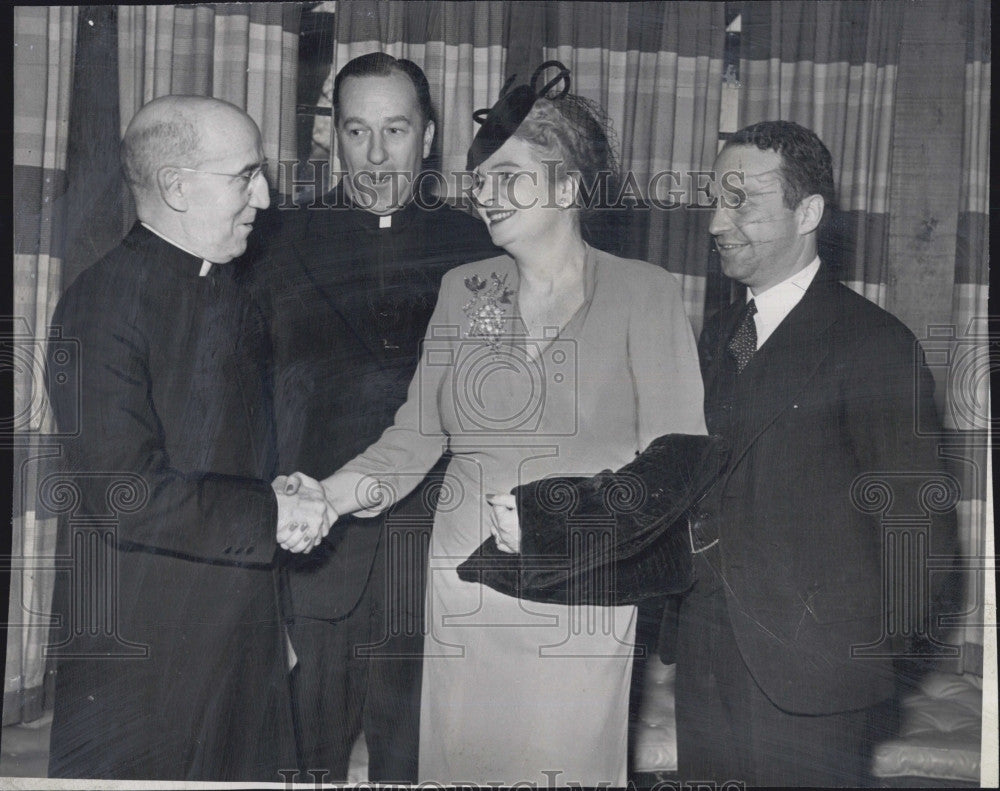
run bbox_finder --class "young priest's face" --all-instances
[336,71,434,215]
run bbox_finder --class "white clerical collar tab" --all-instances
[379,214,392,229]
[199,260,213,277]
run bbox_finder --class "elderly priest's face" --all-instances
[180,108,270,263]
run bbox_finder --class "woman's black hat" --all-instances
[466,60,572,172]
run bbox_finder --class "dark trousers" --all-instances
[674,552,882,787]
[288,522,427,783]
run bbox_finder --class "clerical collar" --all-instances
[140,221,214,276]
[336,183,417,234]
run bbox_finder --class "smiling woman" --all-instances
[311,62,708,786]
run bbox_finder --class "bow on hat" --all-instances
[466,60,572,172]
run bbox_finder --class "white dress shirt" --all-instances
[748,256,821,350]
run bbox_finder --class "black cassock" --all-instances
[46,224,295,781]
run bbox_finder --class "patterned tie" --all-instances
[727,299,758,373]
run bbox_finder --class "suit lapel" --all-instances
[722,269,843,472]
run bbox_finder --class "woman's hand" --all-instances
[486,493,520,553]
[283,469,387,519]
[273,473,337,553]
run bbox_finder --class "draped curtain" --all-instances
[739,0,901,305]
[739,0,991,676]
[117,2,301,228]
[538,2,725,335]
[7,5,78,727]
[946,0,990,677]
[314,1,726,333]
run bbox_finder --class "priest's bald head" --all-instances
[121,95,270,264]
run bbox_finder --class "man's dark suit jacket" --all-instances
[253,189,498,621]
[693,264,958,714]
[46,225,295,780]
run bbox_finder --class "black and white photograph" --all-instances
[3,1,995,788]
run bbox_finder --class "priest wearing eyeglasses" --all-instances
[45,95,331,781]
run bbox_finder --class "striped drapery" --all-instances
[739,0,902,305]
[952,0,990,413]
[739,0,992,676]
[314,1,726,333]
[117,2,301,222]
[7,5,78,726]
[537,2,726,334]
[946,0,990,676]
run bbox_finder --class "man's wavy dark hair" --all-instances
[727,120,836,214]
[332,52,435,129]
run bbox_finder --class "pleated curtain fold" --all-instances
[7,4,79,727]
[946,0,990,675]
[314,1,510,195]
[739,0,902,305]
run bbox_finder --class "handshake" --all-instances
[272,472,337,553]
[269,469,524,555]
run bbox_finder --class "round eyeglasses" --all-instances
[178,160,269,192]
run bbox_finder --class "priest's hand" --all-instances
[486,493,520,553]
[273,472,336,552]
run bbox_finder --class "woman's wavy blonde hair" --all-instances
[514,94,622,244]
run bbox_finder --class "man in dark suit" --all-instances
[45,95,331,780]
[254,53,498,782]
[673,120,958,786]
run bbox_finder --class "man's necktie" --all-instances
[727,299,757,373]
